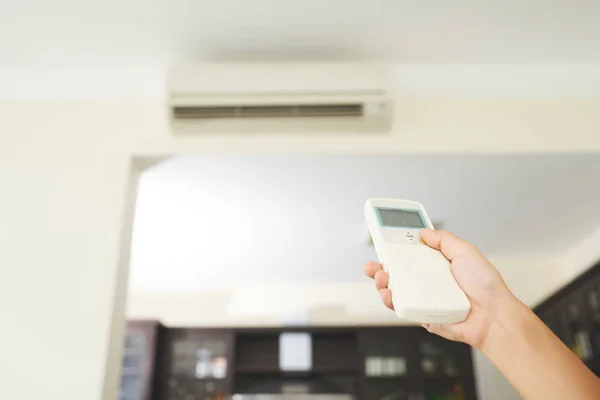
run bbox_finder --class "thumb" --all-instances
[420,229,473,261]
[422,323,461,342]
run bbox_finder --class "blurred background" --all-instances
[122,154,600,400]
[1,2,600,400]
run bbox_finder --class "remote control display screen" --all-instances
[377,208,425,228]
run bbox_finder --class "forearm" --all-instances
[481,297,600,400]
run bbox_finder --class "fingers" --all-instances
[421,323,460,343]
[380,288,394,310]
[374,270,388,290]
[364,261,388,290]
[419,228,475,261]
[364,261,393,310]
[363,261,382,279]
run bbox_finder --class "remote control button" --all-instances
[404,231,418,243]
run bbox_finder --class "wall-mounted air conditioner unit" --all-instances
[167,63,393,134]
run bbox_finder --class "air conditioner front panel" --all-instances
[171,114,391,134]
[169,92,389,107]
[167,63,391,95]
[167,63,394,134]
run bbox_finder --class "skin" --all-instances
[364,228,600,400]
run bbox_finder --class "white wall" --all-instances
[2,98,600,400]
[564,225,600,280]
[126,256,563,326]
[127,283,400,327]
[492,256,570,307]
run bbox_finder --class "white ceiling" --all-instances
[2,1,600,66]
[2,1,600,100]
[129,154,600,291]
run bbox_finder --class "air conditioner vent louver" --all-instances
[173,104,364,120]
[167,63,393,133]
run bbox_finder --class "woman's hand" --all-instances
[364,228,518,349]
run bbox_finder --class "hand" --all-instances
[364,228,518,349]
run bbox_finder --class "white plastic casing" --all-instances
[365,199,470,324]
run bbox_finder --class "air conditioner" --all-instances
[167,63,394,134]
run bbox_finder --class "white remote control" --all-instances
[365,198,470,324]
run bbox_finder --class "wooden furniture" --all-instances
[119,320,166,400]
[163,328,233,400]
[534,260,600,376]
[233,328,358,396]
[160,326,477,400]
[359,328,475,400]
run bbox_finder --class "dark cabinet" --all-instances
[358,328,475,400]
[233,329,359,396]
[585,276,600,370]
[584,276,600,323]
[131,325,478,400]
[535,260,600,375]
[119,320,165,400]
[415,331,475,400]
[164,329,233,400]
[358,329,412,400]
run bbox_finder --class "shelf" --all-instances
[235,366,280,373]
[365,375,406,379]
[161,326,478,399]
[423,374,461,379]
[312,366,357,374]
[168,372,228,381]
[235,366,357,374]
[365,374,459,380]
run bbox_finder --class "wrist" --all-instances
[478,292,530,355]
